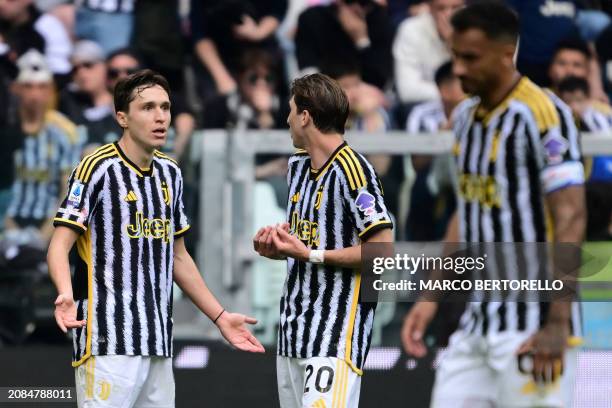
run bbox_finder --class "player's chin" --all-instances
[149,135,167,148]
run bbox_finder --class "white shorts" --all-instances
[277,356,362,408]
[75,356,175,408]
[431,331,577,408]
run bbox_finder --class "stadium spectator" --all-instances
[507,0,609,99]
[58,40,117,154]
[74,0,133,55]
[203,48,289,202]
[190,0,287,98]
[106,48,140,92]
[403,60,463,240]
[548,37,592,93]
[0,0,72,85]
[295,0,393,89]
[558,75,612,239]
[326,61,403,215]
[131,0,195,160]
[393,0,463,103]
[4,50,79,243]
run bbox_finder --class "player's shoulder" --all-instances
[153,150,180,169]
[45,110,79,143]
[509,78,560,131]
[74,143,118,183]
[332,144,374,192]
[454,97,479,118]
[288,149,309,165]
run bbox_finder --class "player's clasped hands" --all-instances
[53,294,86,333]
[253,223,309,262]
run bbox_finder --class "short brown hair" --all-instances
[290,73,349,134]
[114,69,170,113]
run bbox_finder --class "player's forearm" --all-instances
[47,235,74,297]
[173,250,223,321]
[318,227,394,269]
[549,185,586,243]
[318,245,362,269]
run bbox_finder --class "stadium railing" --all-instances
[172,129,612,345]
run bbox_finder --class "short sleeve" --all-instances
[173,171,190,238]
[339,151,393,241]
[53,165,102,234]
[537,95,584,194]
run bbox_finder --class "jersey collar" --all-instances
[309,141,347,180]
[114,141,154,177]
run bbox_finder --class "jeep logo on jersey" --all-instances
[356,191,376,216]
[68,182,85,207]
[126,211,171,242]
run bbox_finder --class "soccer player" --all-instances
[47,70,264,407]
[253,73,393,408]
[401,3,586,407]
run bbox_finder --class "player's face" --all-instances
[120,85,171,151]
[451,28,514,96]
[549,50,589,86]
[287,96,305,148]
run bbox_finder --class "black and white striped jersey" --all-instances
[406,100,447,133]
[53,142,190,367]
[278,142,393,374]
[7,111,80,226]
[452,77,583,335]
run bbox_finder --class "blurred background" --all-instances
[0,0,612,406]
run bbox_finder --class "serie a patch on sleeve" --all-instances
[67,182,85,207]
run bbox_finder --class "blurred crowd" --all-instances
[1,0,612,247]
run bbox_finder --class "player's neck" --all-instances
[306,133,345,170]
[118,135,154,170]
[480,71,521,111]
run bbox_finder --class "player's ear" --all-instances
[116,111,128,128]
[504,42,518,68]
[300,109,310,127]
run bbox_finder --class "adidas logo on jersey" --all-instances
[124,191,138,202]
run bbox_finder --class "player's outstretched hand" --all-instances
[253,223,289,260]
[516,322,569,384]
[401,302,438,357]
[216,311,265,353]
[271,226,309,261]
[54,294,86,333]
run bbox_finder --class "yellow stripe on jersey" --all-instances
[336,154,357,190]
[515,80,560,132]
[83,151,118,182]
[344,148,367,188]
[344,272,364,376]
[73,229,94,368]
[339,151,360,190]
[154,150,178,165]
[77,144,115,180]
